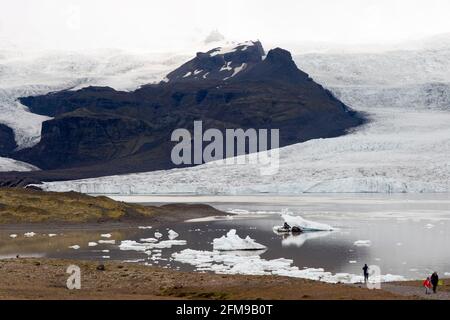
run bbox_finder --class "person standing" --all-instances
[363,264,369,283]
[430,272,439,294]
[423,277,432,295]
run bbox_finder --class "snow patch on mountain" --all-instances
[0,156,39,172]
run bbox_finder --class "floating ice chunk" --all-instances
[48,234,57,237]
[282,212,334,231]
[102,256,110,259]
[101,234,112,238]
[88,242,98,247]
[119,239,186,251]
[24,232,36,237]
[354,240,372,247]
[140,238,158,243]
[349,260,357,264]
[138,226,152,230]
[154,232,163,239]
[425,224,434,229]
[150,240,187,249]
[123,259,146,263]
[98,240,115,244]
[213,229,266,251]
[9,234,17,238]
[168,230,179,240]
[226,209,250,214]
[172,249,406,284]
[69,245,80,250]
[102,250,109,253]
[119,240,147,251]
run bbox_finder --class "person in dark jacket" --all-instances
[363,264,369,283]
[430,272,439,293]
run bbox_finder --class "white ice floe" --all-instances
[119,239,187,252]
[102,256,110,259]
[154,232,163,239]
[172,249,406,284]
[98,240,115,244]
[353,240,372,247]
[123,259,146,263]
[100,233,112,238]
[9,234,17,238]
[212,229,266,251]
[69,245,80,250]
[349,260,357,264]
[24,232,36,237]
[140,238,158,243]
[168,230,179,240]
[425,224,434,229]
[138,226,152,230]
[281,212,334,231]
[48,234,57,237]
[88,242,98,247]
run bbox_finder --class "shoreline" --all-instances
[0,258,417,300]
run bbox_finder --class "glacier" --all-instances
[0,45,189,171]
[5,37,450,193]
[39,43,450,194]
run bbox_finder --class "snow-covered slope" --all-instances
[39,39,450,194]
[0,157,39,172]
[0,47,188,148]
[0,46,188,171]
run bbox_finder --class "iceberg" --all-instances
[168,230,179,240]
[212,229,266,251]
[353,240,372,247]
[119,239,187,251]
[24,232,36,238]
[279,212,334,232]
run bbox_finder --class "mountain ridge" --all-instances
[4,41,364,182]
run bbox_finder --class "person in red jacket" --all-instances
[423,277,432,295]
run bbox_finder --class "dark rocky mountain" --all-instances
[165,41,265,83]
[7,41,365,181]
[0,123,17,156]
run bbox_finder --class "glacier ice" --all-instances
[38,40,450,194]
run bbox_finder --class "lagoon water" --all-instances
[1,194,450,281]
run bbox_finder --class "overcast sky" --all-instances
[1,0,450,51]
